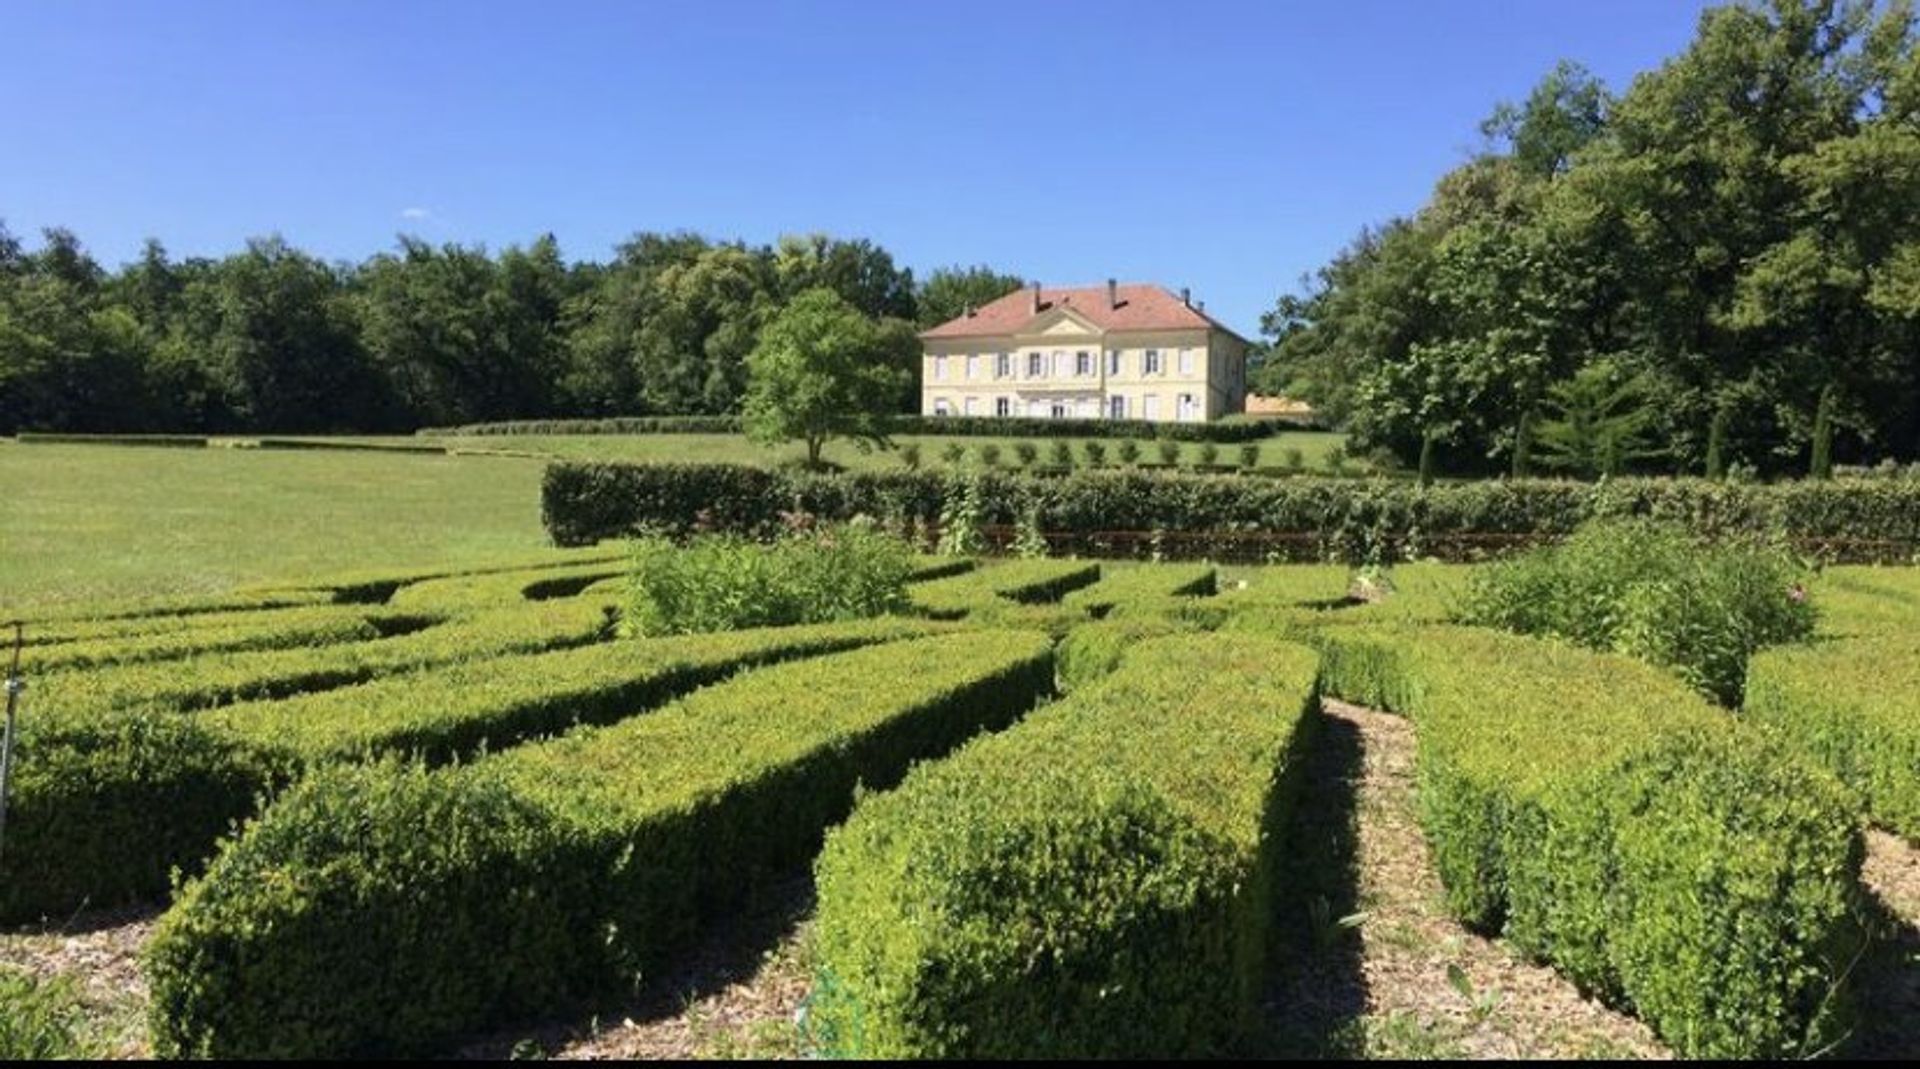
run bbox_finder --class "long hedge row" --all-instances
[908,560,1101,618]
[23,609,415,674]
[1746,635,1920,843]
[0,617,927,924]
[418,414,1304,442]
[542,462,1920,561]
[386,562,628,613]
[144,632,1055,1058]
[808,634,1320,1058]
[1061,563,1216,617]
[1313,626,1865,1059]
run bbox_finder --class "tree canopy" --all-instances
[1260,0,1920,476]
[742,287,913,468]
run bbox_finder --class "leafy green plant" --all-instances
[0,968,89,1059]
[1012,504,1048,560]
[1082,441,1107,467]
[899,443,921,470]
[1534,362,1664,478]
[1237,443,1259,469]
[1157,440,1181,466]
[1283,446,1305,472]
[1322,445,1346,475]
[624,524,913,635]
[1013,440,1039,467]
[939,442,966,466]
[976,443,1002,468]
[936,476,986,557]
[1118,439,1142,466]
[1459,518,1815,704]
[1048,440,1074,467]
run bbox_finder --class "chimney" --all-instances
[1181,286,1191,308]
[1031,281,1042,314]
[1107,278,1118,309]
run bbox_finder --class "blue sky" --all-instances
[1,0,1715,336]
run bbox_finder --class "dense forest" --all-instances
[1257,0,1920,475]
[0,226,1023,434]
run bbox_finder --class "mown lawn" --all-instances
[1,443,552,611]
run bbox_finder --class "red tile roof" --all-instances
[920,283,1247,343]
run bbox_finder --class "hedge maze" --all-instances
[4,545,1913,1059]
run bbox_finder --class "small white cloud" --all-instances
[400,207,433,221]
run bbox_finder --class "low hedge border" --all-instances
[542,462,1920,563]
[1314,625,1866,1059]
[23,610,416,675]
[807,633,1321,1058]
[144,631,1055,1058]
[419,414,1304,442]
[387,563,628,613]
[15,433,208,447]
[1061,563,1216,618]
[1746,635,1920,842]
[908,560,1101,619]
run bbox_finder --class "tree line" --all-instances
[0,225,1024,435]
[1257,0,1920,477]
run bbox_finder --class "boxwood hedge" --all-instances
[1314,626,1865,1058]
[807,634,1320,1058]
[1746,635,1920,842]
[908,560,1101,619]
[386,562,627,613]
[543,462,1920,562]
[145,631,1055,1058]
[419,414,1302,442]
[24,609,403,674]
[1061,563,1216,618]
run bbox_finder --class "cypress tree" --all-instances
[1705,402,1729,480]
[1418,428,1438,488]
[1512,407,1535,478]
[1810,385,1837,480]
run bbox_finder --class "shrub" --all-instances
[1458,518,1814,703]
[939,442,965,466]
[1054,615,1190,691]
[910,560,1101,618]
[25,608,390,673]
[1156,440,1181,466]
[623,525,912,636]
[899,443,921,470]
[1313,626,1865,1059]
[383,562,624,613]
[0,968,89,1059]
[1117,439,1142,465]
[1048,439,1074,467]
[1082,440,1106,467]
[418,414,1304,442]
[1283,446,1305,472]
[808,635,1320,1058]
[1238,443,1259,469]
[976,442,1002,467]
[146,633,1054,1058]
[1323,445,1346,475]
[1199,442,1220,466]
[1013,440,1039,467]
[1062,563,1217,618]
[1746,634,1920,841]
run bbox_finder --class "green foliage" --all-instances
[1533,362,1662,477]
[1705,400,1730,479]
[1459,518,1815,703]
[975,442,1001,467]
[1156,440,1182,466]
[808,635,1320,1058]
[1049,439,1074,467]
[623,524,912,635]
[1053,614,1192,692]
[1199,442,1220,466]
[23,607,386,674]
[898,443,920,469]
[938,441,964,466]
[935,474,986,557]
[1013,440,1039,466]
[1082,440,1106,467]
[544,460,1920,563]
[1417,430,1437,486]
[742,288,908,470]
[909,560,1101,619]
[0,968,90,1059]
[1011,503,1047,560]
[1811,383,1838,479]
[1238,443,1259,469]
[1747,632,1920,842]
[1118,439,1142,465]
[1313,626,1865,1059]
[146,634,1054,1058]
[1061,563,1217,619]
[1283,446,1305,471]
[912,265,1026,329]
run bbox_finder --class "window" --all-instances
[933,355,947,381]
[1144,349,1162,375]
[964,396,979,416]
[1075,351,1092,377]
[1050,401,1068,419]
[1143,394,1160,420]
[1052,350,1067,378]
[966,354,979,380]
[1179,350,1194,376]
[933,397,951,416]
[1028,398,1045,418]
[1108,395,1126,419]
[1179,393,1198,421]
[1028,352,1045,378]
[995,396,1011,417]
[996,352,1012,379]
[1106,350,1122,376]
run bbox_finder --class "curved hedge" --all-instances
[542,462,1920,561]
[808,634,1320,1058]
[145,632,1055,1058]
[908,560,1101,619]
[1315,626,1866,1059]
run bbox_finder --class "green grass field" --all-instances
[1,443,553,611]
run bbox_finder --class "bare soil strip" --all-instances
[1260,700,1668,1059]
[1850,830,1920,1059]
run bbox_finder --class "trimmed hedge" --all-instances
[1061,562,1216,617]
[21,602,386,650]
[419,414,1303,442]
[251,438,446,454]
[1055,614,1203,692]
[1746,635,1920,842]
[807,634,1320,1058]
[1314,626,1865,1058]
[908,560,1101,618]
[24,589,335,628]
[543,462,1920,562]
[203,617,933,769]
[145,632,1054,1058]
[24,609,408,674]
[387,562,626,613]
[15,432,208,447]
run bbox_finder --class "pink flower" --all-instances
[1788,583,1807,603]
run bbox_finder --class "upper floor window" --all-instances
[1052,350,1067,377]
[1075,351,1092,377]
[932,355,947,381]
[1144,349,1162,375]
[1027,352,1045,378]
[1179,350,1194,376]
[966,354,979,380]
[1106,350,1122,376]
[995,352,1012,379]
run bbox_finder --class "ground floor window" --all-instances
[933,398,951,416]
[964,396,979,416]
[995,396,1011,417]
[1108,395,1126,419]
[1050,401,1068,419]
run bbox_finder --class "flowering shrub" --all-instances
[623,522,913,635]
[1459,518,1816,703]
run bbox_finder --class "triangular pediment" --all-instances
[1016,303,1103,339]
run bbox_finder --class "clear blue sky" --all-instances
[1,0,1716,336]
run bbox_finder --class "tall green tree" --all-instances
[914,265,1026,328]
[743,287,908,469]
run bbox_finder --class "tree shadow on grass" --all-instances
[1244,708,1370,1058]
[453,871,815,1060]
